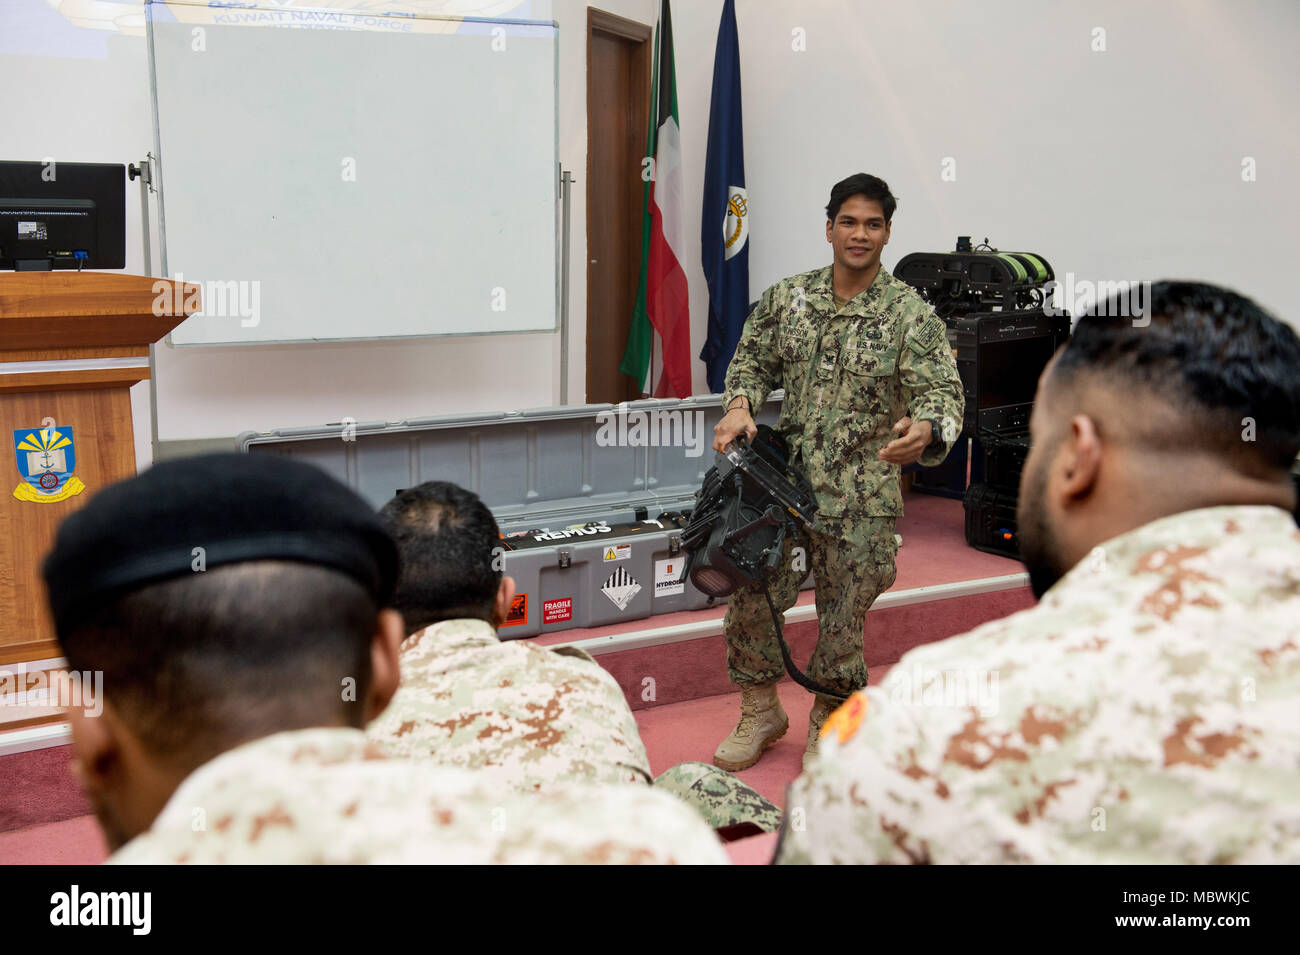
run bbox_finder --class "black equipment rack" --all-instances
[895,238,1070,558]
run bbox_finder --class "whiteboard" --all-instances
[146,1,558,344]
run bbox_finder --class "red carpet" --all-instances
[725,831,779,864]
[0,816,106,865]
[0,745,90,834]
[636,666,900,810]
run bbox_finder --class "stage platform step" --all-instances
[563,573,1032,711]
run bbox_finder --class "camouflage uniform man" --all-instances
[778,281,1300,864]
[368,481,781,834]
[110,728,728,864]
[369,616,652,789]
[713,173,964,769]
[42,454,728,864]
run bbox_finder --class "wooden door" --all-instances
[585,9,651,404]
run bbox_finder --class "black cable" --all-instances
[762,584,848,701]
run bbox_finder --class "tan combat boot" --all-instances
[713,683,788,772]
[803,695,839,766]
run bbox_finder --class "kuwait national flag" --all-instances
[699,0,749,394]
[620,0,692,399]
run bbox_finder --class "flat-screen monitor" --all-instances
[0,161,125,271]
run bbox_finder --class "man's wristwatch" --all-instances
[922,418,944,448]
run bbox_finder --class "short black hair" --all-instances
[826,173,897,224]
[1053,280,1300,471]
[379,482,502,634]
[60,561,378,764]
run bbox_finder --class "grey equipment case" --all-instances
[238,393,801,638]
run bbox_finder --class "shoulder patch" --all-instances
[820,692,868,744]
[907,313,945,356]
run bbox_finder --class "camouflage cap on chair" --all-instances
[653,761,783,835]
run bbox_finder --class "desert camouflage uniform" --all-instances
[111,728,729,864]
[367,618,651,789]
[368,618,781,831]
[777,505,1300,864]
[721,265,964,698]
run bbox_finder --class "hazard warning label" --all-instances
[543,597,572,624]
[654,558,685,597]
[601,567,641,611]
[602,544,631,562]
[500,592,528,627]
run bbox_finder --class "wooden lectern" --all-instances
[0,273,196,666]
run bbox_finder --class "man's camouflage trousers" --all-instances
[722,515,898,700]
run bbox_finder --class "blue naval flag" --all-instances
[699,0,749,395]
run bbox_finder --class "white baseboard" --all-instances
[0,722,71,758]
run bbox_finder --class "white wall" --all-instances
[3,0,1296,458]
[671,0,1300,395]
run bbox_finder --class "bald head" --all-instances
[1017,281,1300,598]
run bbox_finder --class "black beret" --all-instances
[42,452,398,634]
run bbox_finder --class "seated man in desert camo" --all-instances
[779,280,1300,864]
[43,454,730,864]
[367,481,782,838]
